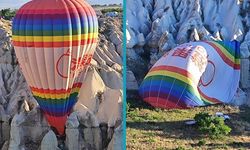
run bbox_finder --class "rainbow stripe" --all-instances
[12,0,98,48]
[139,66,204,109]
[30,83,82,116]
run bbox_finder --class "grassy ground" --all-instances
[127,98,250,150]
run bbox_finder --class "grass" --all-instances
[127,98,250,150]
[101,8,122,14]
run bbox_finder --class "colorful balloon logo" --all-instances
[12,0,98,135]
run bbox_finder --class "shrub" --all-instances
[194,112,231,139]
[197,139,206,146]
[0,8,17,20]
[175,147,185,150]
[101,8,122,14]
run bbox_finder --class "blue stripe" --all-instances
[140,77,204,106]
[35,94,77,116]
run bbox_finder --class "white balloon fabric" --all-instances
[139,41,240,109]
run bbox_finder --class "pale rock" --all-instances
[83,128,102,150]
[100,67,122,89]
[137,33,145,46]
[40,130,59,150]
[220,27,228,40]
[65,112,80,150]
[126,0,151,48]
[102,43,122,66]
[126,28,137,49]
[76,107,99,128]
[8,114,25,150]
[0,105,8,121]
[20,100,30,112]
[66,112,79,128]
[126,48,139,60]
[116,43,123,56]
[1,141,9,150]
[231,88,247,106]
[107,43,122,65]
[107,125,122,150]
[201,0,244,41]
[190,28,200,41]
[93,50,107,66]
[126,70,139,90]
[109,32,122,46]
[240,31,250,58]
[158,31,176,52]
[111,63,122,73]
[65,128,79,150]
[91,59,98,67]
[77,67,106,113]
[240,59,250,88]
[0,120,10,147]
[96,89,122,127]
[96,47,116,67]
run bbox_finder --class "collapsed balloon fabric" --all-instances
[139,41,240,109]
[12,0,98,135]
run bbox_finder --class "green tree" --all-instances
[1,8,17,20]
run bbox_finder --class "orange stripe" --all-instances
[13,39,97,48]
[19,7,94,14]
[30,82,82,94]
[149,65,197,83]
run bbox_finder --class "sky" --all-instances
[0,0,122,9]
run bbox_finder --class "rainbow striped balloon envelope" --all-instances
[139,41,240,109]
[12,0,98,135]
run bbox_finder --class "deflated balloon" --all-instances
[12,0,98,135]
[139,41,240,109]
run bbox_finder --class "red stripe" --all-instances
[144,97,187,109]
[44,113,68,135]
[18,0,95,15]
[198,87,222,103]
[150,66,193,78]
[150,65,197,82]
[15,13,94,20]
[13,39,97,48]
[30,82,82,94]
[205,42,240,70]
[18,7,94,15]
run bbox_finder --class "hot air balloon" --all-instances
[139,41,240,109]
[12,0,98,135]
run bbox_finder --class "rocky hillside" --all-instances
[0,11,123,150]
[126,0,250,105]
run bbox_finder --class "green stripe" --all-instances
[144,75,200,98]
[13,27,98,36]
[215,41,240,59]
[34,92,78,105]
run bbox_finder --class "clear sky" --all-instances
[0,0,122,9]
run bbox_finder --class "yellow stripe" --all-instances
[211,42,240,65]
[200,94,214,104]
[146,70,200,96]
[12,33,98,42]
[32,87,80,100]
